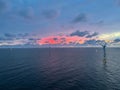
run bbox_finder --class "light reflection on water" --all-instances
[0,48,120,90]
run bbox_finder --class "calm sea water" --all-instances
[0,48,120,90]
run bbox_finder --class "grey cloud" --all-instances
[53,38,58,41]
[18,33,29,37]
[19,7,34,19]
[0,33,40,46]
[4,33,16,38]
[28,38,40,42]
[60,38,66,43]
[96,40,107,46]
[70,30,89,37]
[114,39,120,43]
[96,20,104,25]
[0,37,3,40]
[86,32,99,38]
[0,37,14,41]
[3,33,32,41]
[70,30,99,38]
[0,0,9,13]
[72,13,87,23]
[27,38,40,45]
[29,38,37,41]
[0,37,6,41]
[84,39,98,45]
[42,10,60,19]
[4,33,31,38]
[115,0,120,6]
[84,39,105,45]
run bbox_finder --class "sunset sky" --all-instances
[0,0,120,47]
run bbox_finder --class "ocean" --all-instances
[0,48,120,90]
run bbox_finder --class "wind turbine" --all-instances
[95,40,107,58]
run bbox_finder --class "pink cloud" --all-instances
[38,35,88,45]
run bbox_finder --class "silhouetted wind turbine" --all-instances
[101,42,107,57]
[97,40,107,57]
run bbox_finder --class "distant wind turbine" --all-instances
[96,40,108,57]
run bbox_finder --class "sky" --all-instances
[0,0,120,47]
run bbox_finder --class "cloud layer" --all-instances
[0,0,120,47]
[0,31,120,47]
[38,30,99,46]
[0,33,40,46]
[0,0,9,13]
[42,10,60,19]
[72,13,87,23]
[19,7,34,19]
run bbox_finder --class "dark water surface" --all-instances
[0,48,120,90]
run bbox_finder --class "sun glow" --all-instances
[98,32,120,41]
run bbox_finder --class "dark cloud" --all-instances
[60,38,66,43]
[72,13,87,23]
[96,20,104,25]
[0,0,9,13]
[0,33,17,41]
[84,39,97,45]
[18,33,29,37]
[4,33,31,39]
[114,38,120,43]
[86,32,99,38]
[27,38,40,45]
[0,37,14,41]
[29,38,37,41]
[70,30,99,38]
[95,40,107,46]
[28,38,40,42]
[4,33,16,38]
[19,7,34,19]
[115,0,120,6]
[42,10,60,19]
[84,39,105,45]
[70,30,89,37]
[0,33,40,46]
[53,38,58,41]
[0,37,5,41]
